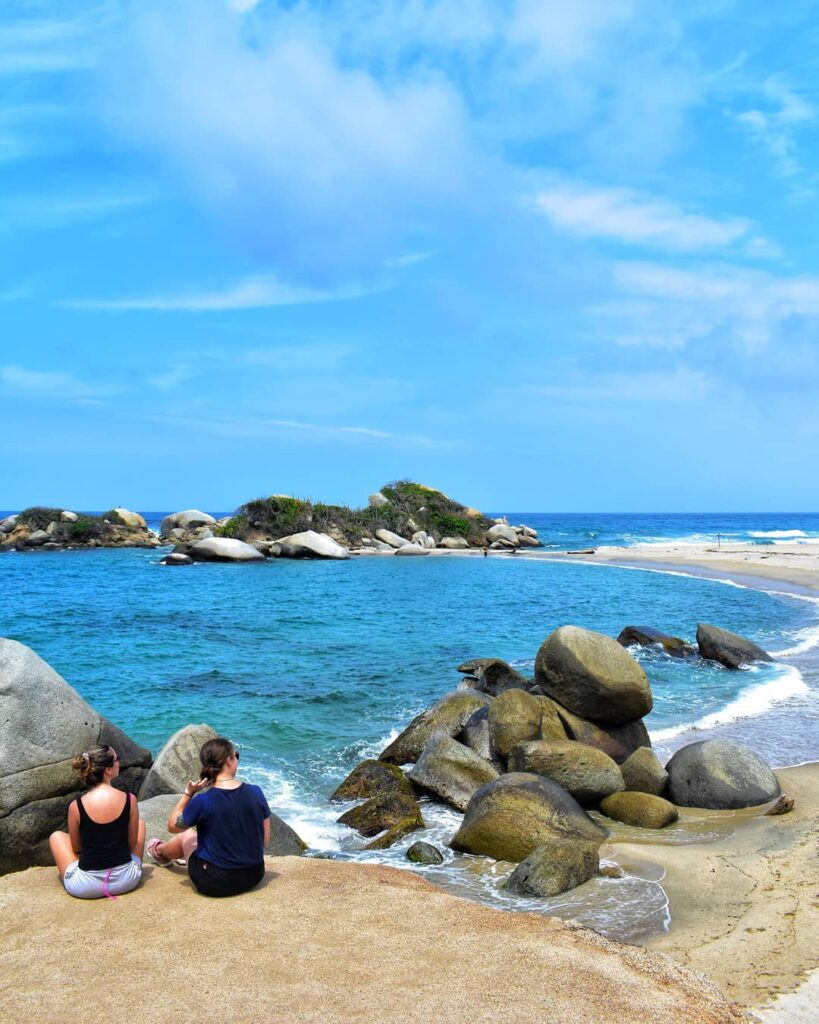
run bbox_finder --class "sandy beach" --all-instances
[539,541,819,592]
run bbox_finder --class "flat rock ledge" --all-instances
[0,857,742,1024]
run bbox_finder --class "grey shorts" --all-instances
[63,854,142,899]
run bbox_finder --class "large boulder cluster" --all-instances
[619,621,774,670]
[0,507,160,552]
[0,639,305,874]
[332,623,783,900]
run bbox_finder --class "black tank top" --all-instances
[76,791,132,871]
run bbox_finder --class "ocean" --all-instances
[2,510,818,940]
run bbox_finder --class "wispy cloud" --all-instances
[385,250,433,268]
[0,364,121,401]
[67,275,374,312]
[535,367,711,403]
[0,193,153,232]
[535,181,758,253]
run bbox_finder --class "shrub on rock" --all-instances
[507,740,624,806]
[666,740,781,809]
[599,792,678,829]
[409,735,499,811]
[505,836,601,897]
[450,772,608,863]
[535,626,652,726]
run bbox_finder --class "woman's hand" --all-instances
[184,778,209,798]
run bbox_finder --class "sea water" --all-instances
[2,510,818,940]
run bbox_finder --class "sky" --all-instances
[2,0,819,513]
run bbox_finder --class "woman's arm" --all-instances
[127,793,140,849]
[166,778,209,833]
[263,816,270,847]
[67,800,81,854]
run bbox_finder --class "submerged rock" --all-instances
[535,626,653,726]
[450,772,608,863]
[696,623,773,669]
[505,835,600,897]
[666,740,781,809]
[617,626,696,659]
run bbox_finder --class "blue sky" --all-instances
[2,1,819,512]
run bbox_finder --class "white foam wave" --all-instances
[749,530,808,538]
[649,665,809,742]
[770,620,819,657]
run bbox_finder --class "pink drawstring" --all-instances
[101,867,118,900]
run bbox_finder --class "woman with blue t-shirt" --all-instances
[147,737,271,898]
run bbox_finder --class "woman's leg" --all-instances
[132,818,146,860]
[49,831,78,880]
[153,828,197,862]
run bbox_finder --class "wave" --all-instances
[649,665,809,742]
[749,530,808,539]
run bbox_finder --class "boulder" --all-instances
[0,514,18,533]
[160,552,194,566]
[621,747,669,796]
[488,689,544,760]
[460,706,502,767]
[330,760,414,803]
[363,815,423,850]
[450,773,608,863]
[136,794,181,839]
[0,638,152,875]
[486,524,519,546]
[160,509,216,537]
[394,544,429,556]
[505,836,600,897]
[368,492,389,508]
[275,530,350,560]
[375,528,409,549]
[60,511,78,523]
[666,740,781,809]
[696,623,773,669]
[516,535,541,548]
[438,536,469,549]
[138,724,218,801]
[380,690,491,765]
[618,626,697,659]
[25,530,49,547]
[266,813,308,856]
[471,659,530,697]
[409,735,499,811]
[337,791,423,838]
[406,841,444,865]
[552,704,650,765]
[188,538,265,562]
[112,508,147,529]
[535,626,652,726]
[599,792,678,829]
[507,740,624,806]
[533,697,568,741]
[456,658,495,675]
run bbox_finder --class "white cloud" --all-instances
[734,75,817,188]
[535,181,755,252]
[0,364,120,400]
[385,251,433,268]
[67,275,373,312]
[601,259,819,351]
[536,367,711,403]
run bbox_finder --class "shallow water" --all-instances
[2,517,818,942]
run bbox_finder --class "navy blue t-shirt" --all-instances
[182,783,271,870]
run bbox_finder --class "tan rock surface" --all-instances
[0,856,743,1024]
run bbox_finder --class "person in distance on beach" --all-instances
[147,736,271,898]
[49,745,145,899]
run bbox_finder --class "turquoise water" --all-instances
[2,511,818,939]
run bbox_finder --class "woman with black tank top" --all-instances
[147,737,271,898]
[49,745,145,899]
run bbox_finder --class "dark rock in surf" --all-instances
[618,626,696,659]
[696,623,773,670]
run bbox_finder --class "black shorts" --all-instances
[187,852,265,898]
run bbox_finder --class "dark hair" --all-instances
[71,745,116,788]
[199,737,235,782]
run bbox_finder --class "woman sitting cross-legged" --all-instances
[50,745,145,899]
[147,736,271,898]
